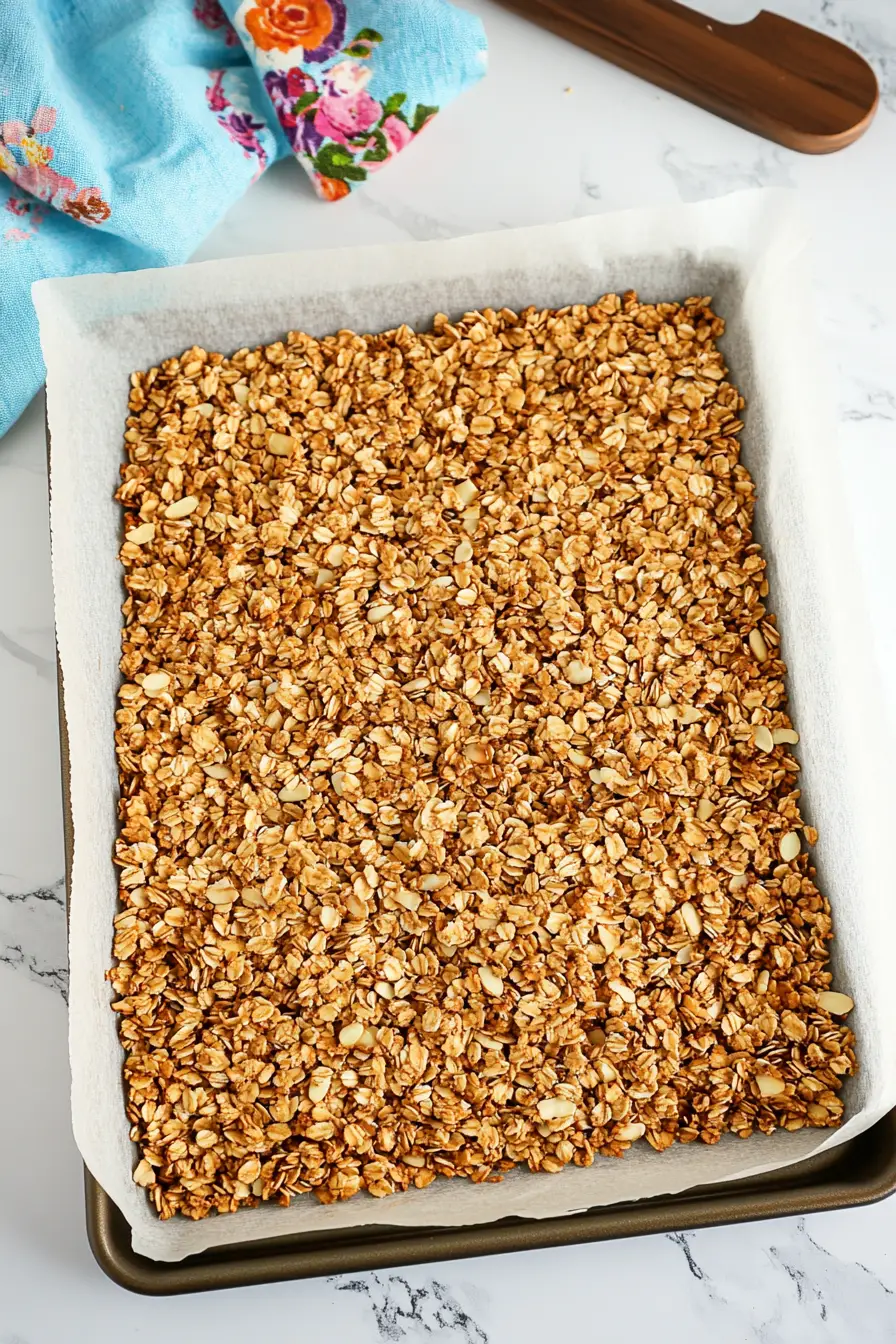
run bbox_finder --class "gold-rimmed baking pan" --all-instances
[57,656,896,1296]
[82,1116,896,1295]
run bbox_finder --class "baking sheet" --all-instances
[34,188,896,1263]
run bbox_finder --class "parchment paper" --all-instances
[34,189,896,1263]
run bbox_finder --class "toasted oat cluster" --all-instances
[111,294,856,1221]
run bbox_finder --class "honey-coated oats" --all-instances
[111,293,855,1220]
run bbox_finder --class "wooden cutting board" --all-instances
[495,0,879,152]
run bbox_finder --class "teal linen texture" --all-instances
[0,0,487,436]
[0,0,284,435]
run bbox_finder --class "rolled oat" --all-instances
[111,294,855,1220]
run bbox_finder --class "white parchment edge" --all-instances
[34,188,895,1261]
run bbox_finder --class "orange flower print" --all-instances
[62,187,112,224]
[245,0,335,53]
[315,173,349,201]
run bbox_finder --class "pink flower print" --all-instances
[314,87,381,146]
[1,121,27,145]
[193,0,240,45]
[383,114,414,155]
[13,161,76,203]
[364,115,416,174]
[206,70,229,113]
[3,195,46,243]
[205,72,269,183]
[31,106,56,135]
[324,60,371,96]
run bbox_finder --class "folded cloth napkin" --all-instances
[0,0,487,437]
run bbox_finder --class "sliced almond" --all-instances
[696,798,714,821]
[817,991,854,1016]
[779,831,801,861]
[279,783,310,803]
[566,659,593,685]
[772,727,800,745]
[368,602,394,623]
[478,966,504,997]
[753,724,774,753]
[598,925,620,953]
[125,522,155,544]
[680,901,703,938]
[616,1122,646,1141]
[142,671,170,695]
[455,479,478,507]
[537,1097,576,1121]
[749,628,768,662]
[756,1074,786,1097]
[164,495,199,519]
[464,742,489,763]
[454,539,474,563]
[308,1075,332,1103]
[268,432,295,456]
[133,1159,155,1187]
[339,1022,365,1047]
[202,763,231,780]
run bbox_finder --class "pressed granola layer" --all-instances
[111,294,855,1220]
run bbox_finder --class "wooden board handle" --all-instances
[496,0,879,153]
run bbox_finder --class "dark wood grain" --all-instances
[496,0,879,152]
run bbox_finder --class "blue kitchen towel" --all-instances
[0,0,487,437]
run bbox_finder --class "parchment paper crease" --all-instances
[34,189,896,1262]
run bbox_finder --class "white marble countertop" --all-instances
[3,0,896,1337]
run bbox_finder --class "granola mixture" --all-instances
[111,293,856,1220]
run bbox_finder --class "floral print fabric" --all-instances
[0,0,485,439]
[0,106,111,223]
[205,70,270,179]
[227,0,487,199]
